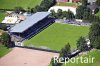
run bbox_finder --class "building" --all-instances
[10,12,54,42]
[88,0,97,4]
[2,14,26,25]
[48,6,77,15]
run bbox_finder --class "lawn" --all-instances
[49,50,100,66]
[0,12,5,22]
[0,0,42,9]
[0,44,11,57]
[63,50,100,66]
[24,23,89,51]
[56,2,80,7]
[96,11,100,18]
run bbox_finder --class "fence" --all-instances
[16,46,60,53]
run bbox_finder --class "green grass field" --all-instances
[0,0,42,9]
[63,50,100,66]
[0,12,5,22]
[25,23,89,51]
[0,44,11,57]
[96,11,100,17]
[56,2,80,7]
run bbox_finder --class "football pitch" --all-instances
[0,0,42,9]
[25,23,89,51]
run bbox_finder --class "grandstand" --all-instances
[10,12,55,42]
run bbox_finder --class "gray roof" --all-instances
[88,0,96,3]
[10,12,51,33]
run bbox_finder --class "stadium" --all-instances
[10,12,55,42]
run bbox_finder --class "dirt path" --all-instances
[0,47,59,66]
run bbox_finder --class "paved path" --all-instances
[0,47,59,66]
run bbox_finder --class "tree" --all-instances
[76,5,87,19]
[77,37,87,51]
[62,11,68,18]
[60,43,71,57]
[32,0,56,12]
[88,13,95,22]
[39,0,56,11]
[27,7,31,14]
[30,8,36,13]
[60,48,67,58]
[50,58,57,66]
[94,8,99,14]
[83,8,92,21]
[50,10,57,18]
[81,0,88,6]
[96,0,100,6]
[64,43,71,55]
[14,7,25,14]
[66,10,75,21]
[94,16,100,22]
[83,11,90,20]
[50,9,74,19]
[0,24,7,31]
[50,58,62,66]
[0,32,11,48]
[35,5,42,12]
[89,23,100,49]
[56,9,63,19]
[76,5,94,22]
[88,14,100,22]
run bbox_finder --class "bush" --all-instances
[94,8,99,14]
[0,24,7,31]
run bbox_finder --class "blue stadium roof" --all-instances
[10,12,51,33]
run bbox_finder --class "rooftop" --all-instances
[10,12,51,33]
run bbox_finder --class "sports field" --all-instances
[0,0,42,9]
[25,23,89,51]
[63,50,100,66]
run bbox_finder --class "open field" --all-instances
[0,47,58,66]
[0,44,11,58]
[25,23,89,51]
[0,12,5,22]
[63,50,100,66]
[56,2,80,7]
[0,0,42,9]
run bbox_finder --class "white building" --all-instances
[88,0,97,4]
[2,14,26,24]
[48,6,77,15]
[2,15,18,24]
